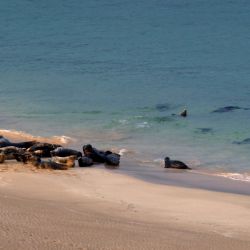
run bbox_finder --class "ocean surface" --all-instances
[1,0,250,181]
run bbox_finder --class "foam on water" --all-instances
[216,173,250,183]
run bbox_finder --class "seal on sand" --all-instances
[51,147,82,158]
[0,146,26,160]
[52,155,77,168]
[29,156,69,170]
[0,136,36,149]
[27,143,62,157]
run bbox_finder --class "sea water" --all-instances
[1,0,250,181]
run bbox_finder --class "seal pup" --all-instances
[164,157,191,169]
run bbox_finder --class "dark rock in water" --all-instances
[156,103,170,112]
[195,128,213,134]
[212,106,248,113]
[164,157,191,169]
[233,138,250,145]
[180,109,187,117]
[153,116,173,123]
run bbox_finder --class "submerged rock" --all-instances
[156,103,170,112]
[212,106,249,113]
[195,128,213,134]
[233,138,250,145]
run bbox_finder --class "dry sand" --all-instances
[0,161,250,250]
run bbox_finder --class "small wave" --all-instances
[216,172,250,182]
[136,122,150,128]
[118,148,135,156]
[0,129,74,145]
[118,119,129,125]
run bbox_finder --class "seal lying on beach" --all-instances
[0,153,5,163]
[82,144,120,166]
[27,143,62,157]
[105,153,120,167]
[164,157,191,169]
[0,135,36,149]
[29,156,69,170]
[51,147,82,158]
[13,151,34,163]
[52,155,76,168]
[78,156,94,167]
[0,146,26,160]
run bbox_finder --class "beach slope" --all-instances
[0,162,250,250]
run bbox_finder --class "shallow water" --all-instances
[1,0,250,181]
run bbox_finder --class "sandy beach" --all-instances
[0,161,250,250]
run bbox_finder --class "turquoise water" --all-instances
[1,0,250,177]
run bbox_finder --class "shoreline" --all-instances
[1,127,250,186]
[0,162,250,249]
[116,159,250,196]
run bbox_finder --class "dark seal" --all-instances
[0,135,36,149]
[27,143,62,157]
[164,157,191,169]
[50,147,82,158]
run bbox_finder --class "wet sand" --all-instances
[0,161,250,250]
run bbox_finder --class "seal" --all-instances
[0,146,26,160]
[52,155,77,168]
[29,156,69,170]
[27,143,62,157]
[51,147,82,158]
[164,157,191,169]
[180,109,187,117]
[0,135,37,149]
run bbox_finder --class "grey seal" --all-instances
[0,135,36,149]
[164,157,191,169]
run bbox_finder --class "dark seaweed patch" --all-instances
[155,103,171,112]
[233,138,250,145]
[195,128,213,134]
[212,106,249,113]
[151,116,174,123]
